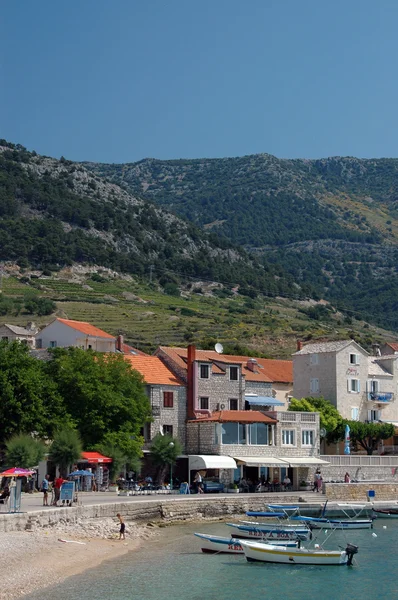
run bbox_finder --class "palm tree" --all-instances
[49,429,82,476]
[150,434,182,486]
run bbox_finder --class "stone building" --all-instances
[0,322,37,347]
[293,339,398,425]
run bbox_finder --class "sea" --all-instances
[25,519,398,600]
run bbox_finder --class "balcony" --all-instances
[367,392,394,403]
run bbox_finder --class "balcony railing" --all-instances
[367,392,394,403]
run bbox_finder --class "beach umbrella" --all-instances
[68,470,94,477]
[0,467,35,477]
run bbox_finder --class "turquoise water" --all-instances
[26,520,398,600]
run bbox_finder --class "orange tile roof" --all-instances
[157,346,292,383]
[122,343,149,356]
[386,343,398,352]
[188,410,277,424]
[124,355,182,386]
[56,318,115,339]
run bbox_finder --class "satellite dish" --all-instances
[320,428,327,438]
[215,343,223,354]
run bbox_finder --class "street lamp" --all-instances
[169,442,174,491]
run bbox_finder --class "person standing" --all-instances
[53,475,65,506]
[116,513,125,540]
[41,475,50,506]
[194,472,204,494]
[344,472,351,483]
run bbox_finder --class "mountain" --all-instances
[85,154,398,331]
[0,141,303,298]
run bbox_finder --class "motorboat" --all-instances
[240,539,358,566]
[193,533,299,554]
[225,522,312,541]
[290,515,373,529]
[372,507,398,518]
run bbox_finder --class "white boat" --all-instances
[226,522,312,541]
[193,533,299,554]
[240,540,358,566]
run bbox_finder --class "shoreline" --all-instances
[0,522,157,600]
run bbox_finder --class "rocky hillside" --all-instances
[0,141,301,298]
[85,154,398,331]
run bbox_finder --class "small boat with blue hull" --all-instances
[290,515,373,530]
[193,533,299,554]
[246,511,287,518]
[240,540,358,566]
[226,522,312,541]
[372,507,398,518]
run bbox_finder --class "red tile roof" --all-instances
[157,347,292,383]
[56,318,115,339]
[124,355,182,386]
[386,343,398,352]
[188,410,277,424]
[121,343,149,356]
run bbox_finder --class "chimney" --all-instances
[116,334,124,352]
[297,340,303,351]
[246,358,257,372]
[187,344,196,419]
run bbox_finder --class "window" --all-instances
[229,398,238,410]
[163,425,173,436]
[351,407,359,421]
[368,380,379,393]
[229,366,238,381]
[49,341,57,348]
[88,344,92,349]
[368,410,381,423]
[310,378,319,394]
[199,396,209,410]
[141,422,151,442]
[249,422,269,445]
[200,364,210,379]
[221,422,246,444]
[163,392,174,408]
[302,430,315,446]
[36,339,42,349]
[310,354,319,365]
[281,430,295,446]
[348,379,360,393]
[349,353,360,366]
[2,336,8,341]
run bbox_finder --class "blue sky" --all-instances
[2,0,398,162]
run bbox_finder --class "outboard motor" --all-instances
[345,543,359,566]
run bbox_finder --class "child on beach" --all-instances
[116,513,125,540]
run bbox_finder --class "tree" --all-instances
[150,434,182,485]
[0,340,68,441]
[44,348,151,450]
[5,434,45,468]
[49,429,82,476]
[329,421,395,455]
[288,396,342,434]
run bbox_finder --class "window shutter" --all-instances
[357,380,361,393]
[368,410,372,421]
[347,379,351,392]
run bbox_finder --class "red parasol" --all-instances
[0,467,35,477]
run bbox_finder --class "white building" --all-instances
[35,318,116,352]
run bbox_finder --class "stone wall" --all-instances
[324,482,398,501]
[149,384,187,449]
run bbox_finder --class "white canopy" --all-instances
[283,457,330,466]
[233,456,289,467]
[188,455,237,471]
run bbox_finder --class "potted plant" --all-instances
[228,483,239,493]
[299,480,311,491]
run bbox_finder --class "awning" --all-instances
[233,456,289,467]
[245,395,284,406]
[80,451,112,464]
[188,455,237,470]
[283,457,330,466]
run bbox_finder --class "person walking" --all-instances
[313,470,321,492]
[116,513,125,540]
[194,472,204,494]
[41,475,50,506]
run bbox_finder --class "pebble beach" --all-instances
[0,518,158,600]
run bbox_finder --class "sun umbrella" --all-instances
[0,467,35,477]
[68,470,95,477]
